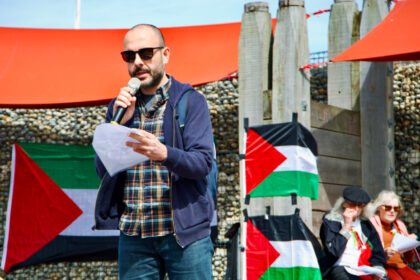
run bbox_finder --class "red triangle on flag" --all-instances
[245,128,287,194]
[2,143,82,272]
[246,219,280,280]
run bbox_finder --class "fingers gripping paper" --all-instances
[93,123,147,176]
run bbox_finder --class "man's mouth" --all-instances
[134,68,149,77]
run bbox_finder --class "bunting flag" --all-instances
[1,143,119,273]
[299,61,328,70]
[245,122,318,199]
[306,9,331,19]
[246,214,323,280]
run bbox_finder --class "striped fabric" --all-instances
[246,215,322,280]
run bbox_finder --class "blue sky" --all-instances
[0,0,365,53]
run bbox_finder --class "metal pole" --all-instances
[75,0,81,29]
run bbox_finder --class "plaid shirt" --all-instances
[119,80,173,237]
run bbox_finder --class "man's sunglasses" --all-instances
[382,205,401,212]
[121,47,164,63]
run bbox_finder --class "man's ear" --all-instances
[162,47,170,65]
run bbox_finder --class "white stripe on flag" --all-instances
[274,146,318,174]
[61,189,119,236]
[269,240,319,268]
[1,145,16,270]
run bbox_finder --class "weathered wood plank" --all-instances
[238,2,272,152]
[271,0,312,230]
[360,0,394,197]
[328,0,360,110]
[311,102,360,135]
[313,183,348,211]
[312,128,361,160]
[318,156,361,186]
[272,0,311,128]
[238,4,273,279]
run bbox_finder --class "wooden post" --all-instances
[238,3,272,279]
[359,0,395,197]
[271,0,312,229]
[328,0,361,110]
[238,1,272,152]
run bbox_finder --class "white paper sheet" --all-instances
[391,233,420,253]
[345,265,386,278]
[92,123,148,176]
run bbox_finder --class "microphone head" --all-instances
[127,77,141,95]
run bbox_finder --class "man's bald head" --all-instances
[124,24,165,48]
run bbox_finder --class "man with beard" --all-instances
[94,24,214,280]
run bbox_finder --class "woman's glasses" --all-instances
[382,205,401,212]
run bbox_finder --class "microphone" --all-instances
[111,77,141,124]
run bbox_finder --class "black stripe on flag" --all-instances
[249,214,329,274]
[249,214,307,241]
[9,236,118,271]
[250,122,318,156]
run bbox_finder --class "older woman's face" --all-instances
[378,197,400,225]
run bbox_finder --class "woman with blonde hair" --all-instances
[320,186,386,279]
[368,190,420,280]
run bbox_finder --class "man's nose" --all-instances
[134,53,144,65]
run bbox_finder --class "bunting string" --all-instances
[306,9,330,19]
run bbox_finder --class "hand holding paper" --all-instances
[92,123,148,176]
[126,129,168,161]
[391,233,420,253]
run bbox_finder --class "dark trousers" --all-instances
[327,266,362,280]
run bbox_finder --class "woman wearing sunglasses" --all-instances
[320,186,386,280]
[368,191,420,280]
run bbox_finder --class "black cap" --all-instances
[343,186,370,204]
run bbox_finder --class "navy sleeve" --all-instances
[163,91,213,179]
[320,217,350,260]
[94,101,114,178]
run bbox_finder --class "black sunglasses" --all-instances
[121,47,164,62]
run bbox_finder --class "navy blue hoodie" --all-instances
[94,77,214,247]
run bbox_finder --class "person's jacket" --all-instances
[369,215,415,264]
[320,211,386,275]
[93,77,214,247]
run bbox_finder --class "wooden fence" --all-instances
[238,1,394,273]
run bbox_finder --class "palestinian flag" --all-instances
[1,143,118,273]
[245,122,318,199]
[246,214,322,280]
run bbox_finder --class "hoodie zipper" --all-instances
[171,105,184,248]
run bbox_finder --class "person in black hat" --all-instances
[319,186,387,280]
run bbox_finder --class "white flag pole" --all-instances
[75,0,81,29]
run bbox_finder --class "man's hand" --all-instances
[126,129,168,161]
[113,86,137,125]
[408,233,417,240]
[384,247,398,259]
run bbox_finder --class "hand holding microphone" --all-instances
[111,77,141,125]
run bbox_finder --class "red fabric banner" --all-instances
[0,23,241,108]
[332,0,420,62]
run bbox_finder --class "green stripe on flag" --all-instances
[18,142,100,189]
[249,171,318,199]
[260,267,322,280]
